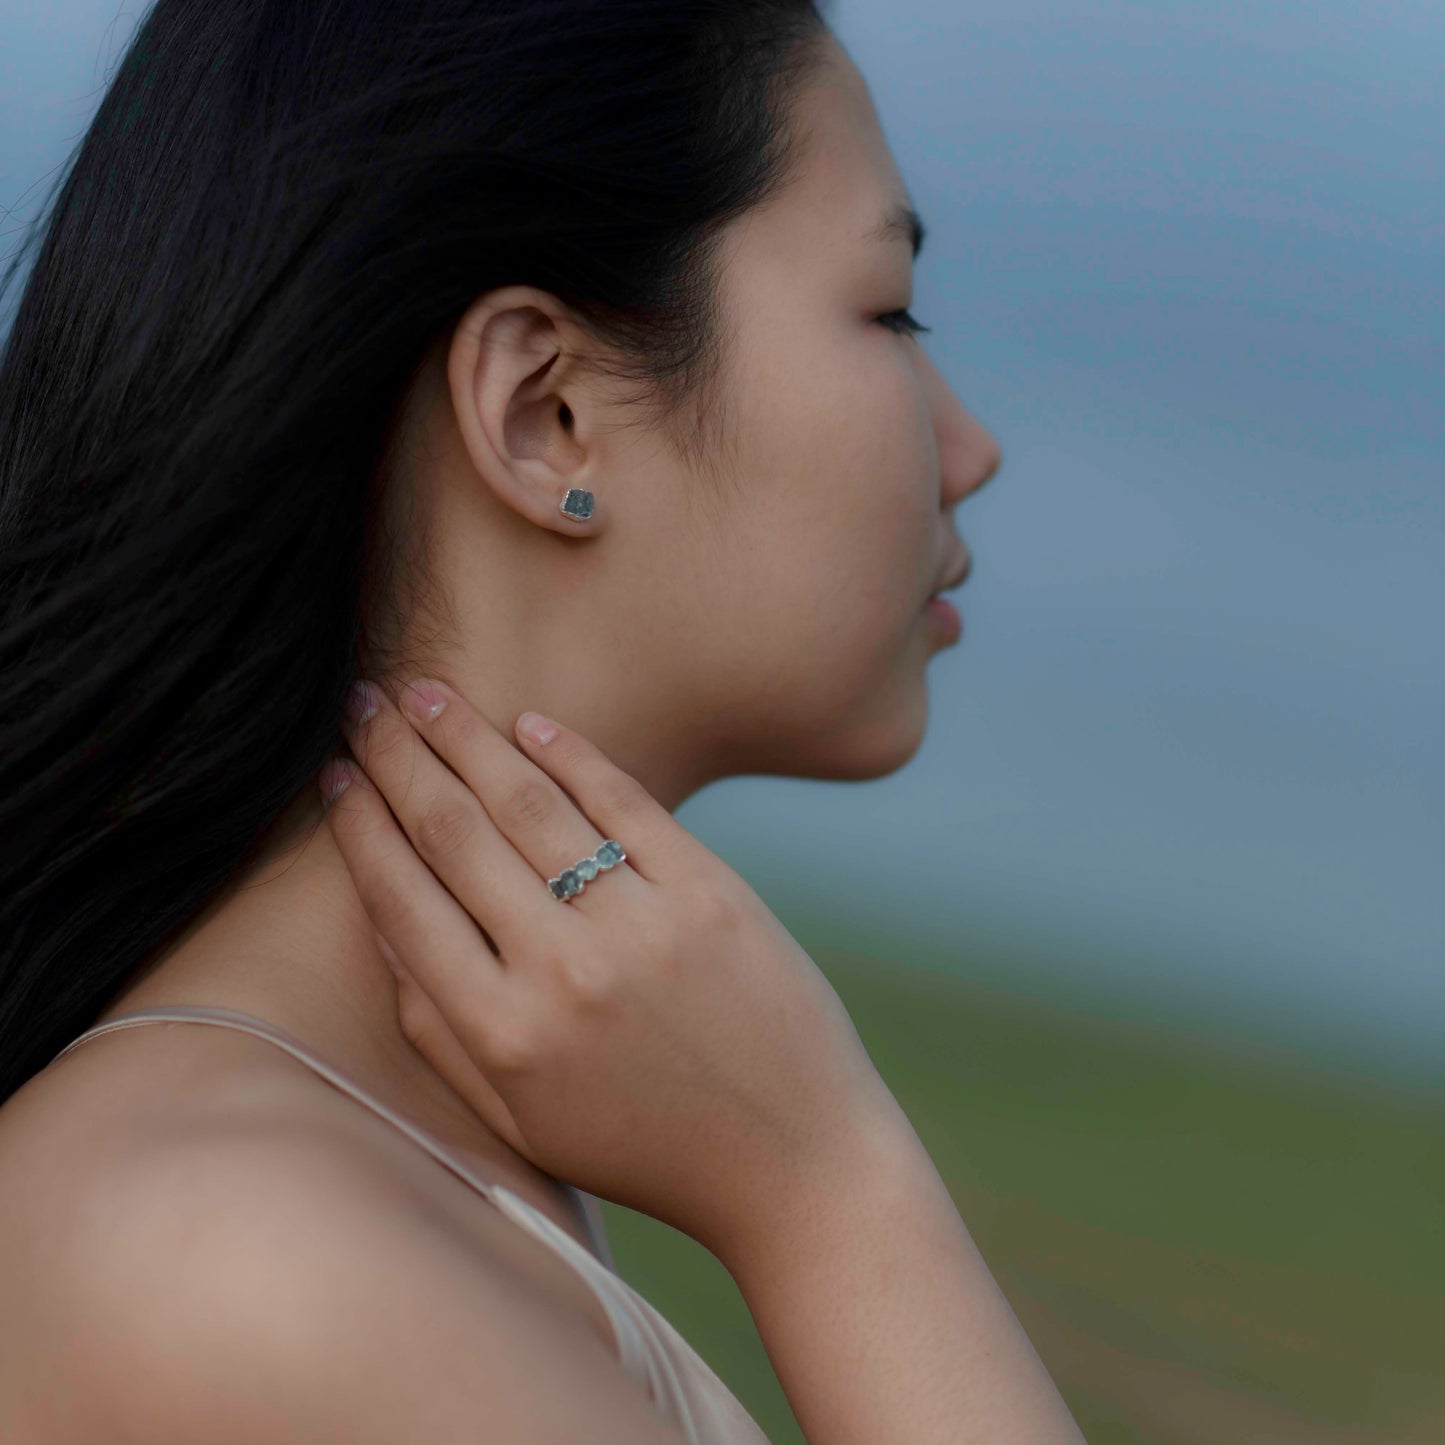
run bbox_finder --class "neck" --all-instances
[99,788,569,1206]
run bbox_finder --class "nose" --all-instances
[929,362,1002,508]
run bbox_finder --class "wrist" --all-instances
[708,1093,931,1280]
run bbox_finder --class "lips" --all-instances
[929,546,972,599]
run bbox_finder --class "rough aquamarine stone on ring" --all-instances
[548,840,626,899]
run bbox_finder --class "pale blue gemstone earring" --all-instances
[559,488,594,522]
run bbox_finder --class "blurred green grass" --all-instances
[599,933,1445,1444]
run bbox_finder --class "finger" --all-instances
[398,678,693,890]
[380,678,653,913]
[341,680,579,955]
[378,935,530,1156]
[508,705,711,887]
[322,757,522,1069]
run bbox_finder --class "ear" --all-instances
[445,286,605,534]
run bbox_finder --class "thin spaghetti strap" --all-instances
[47,1005,652,1383]
[48,1005,773,1443]
[55,1005,508,1205]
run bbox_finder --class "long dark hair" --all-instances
[0,0,830,1105]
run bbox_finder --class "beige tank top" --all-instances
[48,1005,772,1445]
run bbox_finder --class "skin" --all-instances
[0,29,1003,1433]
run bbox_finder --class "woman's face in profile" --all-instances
[621,33,1002,784]
[418,31,1004,802]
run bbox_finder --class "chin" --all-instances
[732,632,933,782]
[791,687,931,783]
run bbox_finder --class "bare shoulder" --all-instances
[0,1043,684,1444]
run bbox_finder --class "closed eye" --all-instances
[877,309,932,337]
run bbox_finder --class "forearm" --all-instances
[714,1105,1086,1445]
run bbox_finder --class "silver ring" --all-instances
[548,839,626,900]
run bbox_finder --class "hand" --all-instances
[322,679,901,1259]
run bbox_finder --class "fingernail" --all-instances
[345,680,378,726]
[517,711,558,745]
[318,757,352,807]
[401,679,448,726]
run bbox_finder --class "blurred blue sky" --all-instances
[3,2,1440,1086]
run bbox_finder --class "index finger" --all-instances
[322,757,519,1054]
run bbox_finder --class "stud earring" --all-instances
[559,488,594,522]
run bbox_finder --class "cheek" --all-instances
[736,349,935,664]
[811,356,935,606]
[771,324,930,509]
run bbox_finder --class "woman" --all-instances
[0,1,1082,1440]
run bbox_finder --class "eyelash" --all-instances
[877,309,932,337]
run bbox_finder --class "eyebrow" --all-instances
[872,201,927,259]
